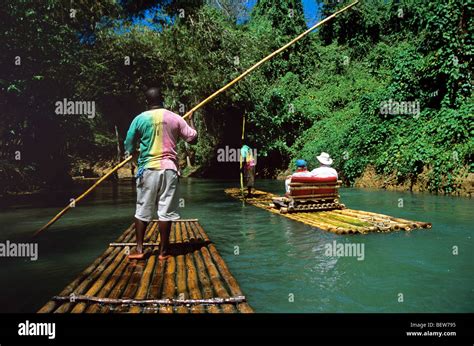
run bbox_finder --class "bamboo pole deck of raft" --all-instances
[38,220,253,313]
[224,188,431,235]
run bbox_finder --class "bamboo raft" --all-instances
[225,188,431,235]
[38,220,253,313]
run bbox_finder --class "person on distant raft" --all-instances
[124,87,197,260]
[310,152,338,178]
[240,144,256,197]
[285,159,313,193]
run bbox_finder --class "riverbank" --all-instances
[276,164,473,198]
[1,158,472,199]
[353,165,473,197]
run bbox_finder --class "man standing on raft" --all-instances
[124,87,197,260]
[240,144,256,197]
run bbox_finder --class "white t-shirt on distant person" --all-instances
[285,170,313,193]
[310,165,338,179]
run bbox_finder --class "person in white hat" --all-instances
[310,152,338,178]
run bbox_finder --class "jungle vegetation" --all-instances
[0,0,472,195]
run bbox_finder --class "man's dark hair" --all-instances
[144,87,162,107]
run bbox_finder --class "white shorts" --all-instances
[135,169,180,222]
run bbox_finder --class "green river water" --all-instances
[0,179,472,313]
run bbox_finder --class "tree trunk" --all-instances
[185,142,192,168]
[115,125,121,162]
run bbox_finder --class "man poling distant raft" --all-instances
[34,1,360,236]
[240,144,256,197]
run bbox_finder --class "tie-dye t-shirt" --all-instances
[240,145,256,168]
[124,109,197,171]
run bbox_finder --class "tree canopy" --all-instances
[0,0,472,195]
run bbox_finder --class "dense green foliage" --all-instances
[292,0,473,193]
[0,0,472,195]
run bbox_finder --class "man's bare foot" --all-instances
[158,253,171,261]
[128,252,145,260]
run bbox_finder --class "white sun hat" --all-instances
[316,152,333,165]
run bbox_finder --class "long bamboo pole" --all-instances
[240,114,245,196]
[174,222,189,313]
[52,295,247,306]
[187,222,220,313]
[35,1,359,236]
[180,0,359,120]
[34,156,132,236]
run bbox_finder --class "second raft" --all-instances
[225,188,431,235]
